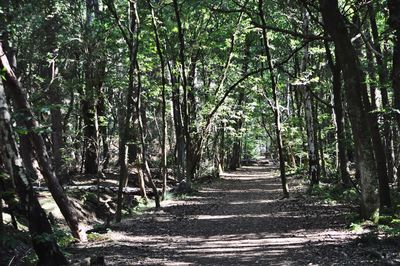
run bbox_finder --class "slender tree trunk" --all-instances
[394,38,400,189]
[300,10,320,186]
[303,90,319,185]
[219,122,226,173]
[115,0,140,222]
[49,82,64,176]
[365,36,392,208]
[320,0,379,221]
[97,64,110,170]
[259,0,289,198]
[173,0,193,186]
[136,62,161,208]
[41,4,64,177]
[388,0,400,188]
[318,117,326,179]
[0,77,68,265]
[229,141,242,171]
[229,94,244,171]
[148,0,168,199]
[324,42,351,187]
[168,60,185,182]
[369,4,395,182]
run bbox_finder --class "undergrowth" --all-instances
[310,183,359,205]
[311,182,400,238]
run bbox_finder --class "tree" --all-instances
[258,0,289,198]
[319,0,379,221]
[0,43,86,240]
[147,0,168,199]
[0,69,68,265]
[324,41,351,187]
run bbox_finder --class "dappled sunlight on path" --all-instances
[70,166,376,265]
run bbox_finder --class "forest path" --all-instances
[70,166,387,265]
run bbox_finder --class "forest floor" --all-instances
[69,165,400,265]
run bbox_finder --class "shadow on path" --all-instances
[69,166,397,265]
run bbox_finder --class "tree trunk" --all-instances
[365,33,392,208]
[229,33,251,171]
[324,42,351,186]
[148,0,168,199]
[0,78,68,265]
[303,89,319,186]
[49,81,64,176]
[351,13,391,209]
[320,0,379,221]
[136,62,161,208]
[173,0,193,186]
[259,0,289,198]
[219,122,226,173]
[388,0,400,188]
[168,60,186,182]
[0,43,86,241]
[82,0,101,175]
[40,4,64,177]
[115,0,140,222]
[229,102,243,171]
[96,63,110,170]
[394,33,400,190]
[300,23,320,185]
[0,173,3,247]
[369,3,395,182]
[300,10,320,186]
[3,46,40,182]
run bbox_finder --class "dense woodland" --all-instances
[1,0,400,264]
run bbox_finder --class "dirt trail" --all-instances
[70,166,395,265]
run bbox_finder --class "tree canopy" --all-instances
[1,0,400,264]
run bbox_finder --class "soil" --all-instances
[68,166,400,265]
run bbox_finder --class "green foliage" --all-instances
[82,192,98,203]
[350,222,364,233]
[311,184,359,205]
[378,224,400,236]
[87,232,106,242]
[349,216,400,237]
[1,66,6,80]
[22,251,38,265]
[53,229,75,248]
[2,1,397,261]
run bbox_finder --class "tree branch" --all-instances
[104,0,132,49]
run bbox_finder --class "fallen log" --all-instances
[33,185,157,196]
